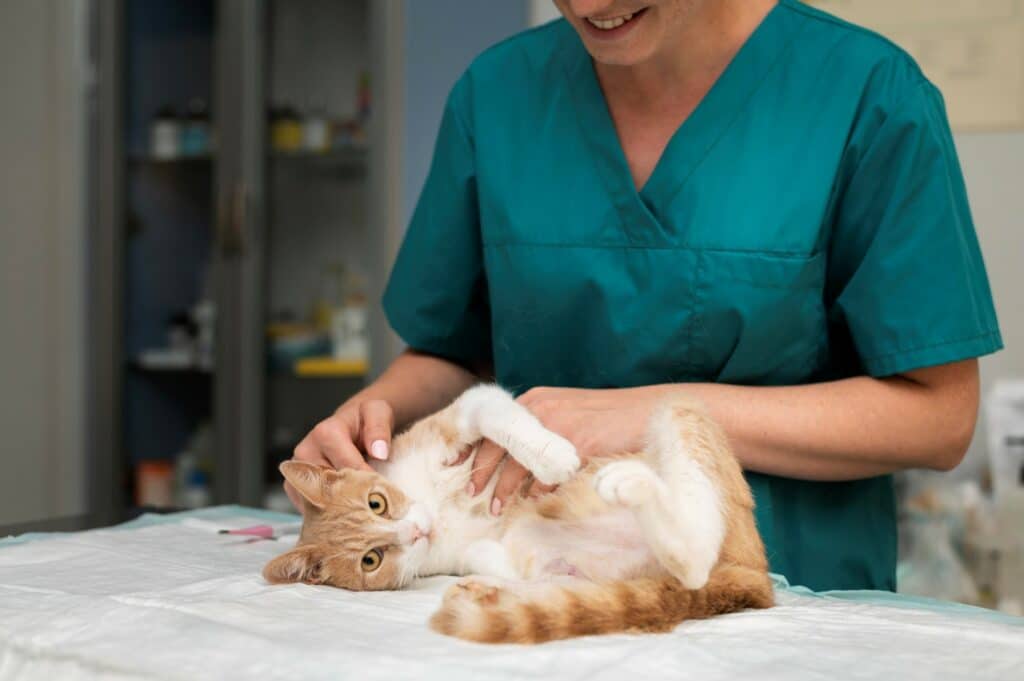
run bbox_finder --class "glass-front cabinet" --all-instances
[95,0,383,520]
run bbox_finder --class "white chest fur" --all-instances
[375,442,502,577]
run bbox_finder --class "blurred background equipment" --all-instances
[898,382,1024,615]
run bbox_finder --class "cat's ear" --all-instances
[280,460,331,509]
[263,545,322,584]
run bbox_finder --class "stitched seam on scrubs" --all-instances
[861,330,1002,363]
[658,16,812,212]
[482,242,820,258]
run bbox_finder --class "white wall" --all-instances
[529,0,561,26]
[0,0,88,525]
[955,133,1024,476]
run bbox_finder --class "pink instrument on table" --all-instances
[218,525,276,540]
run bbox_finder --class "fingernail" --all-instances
[370,440,389,460]
[465,482,476,496]
[490,498,502,516]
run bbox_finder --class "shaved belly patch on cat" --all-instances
[505,510,653,581]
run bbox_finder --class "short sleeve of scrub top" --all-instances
[383,0,1003,592]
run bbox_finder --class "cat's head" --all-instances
[263,461,433,591]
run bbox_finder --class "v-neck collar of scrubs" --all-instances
[563,1,803,243]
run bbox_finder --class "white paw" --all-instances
[594,460,659,507]
[520,434,580,485]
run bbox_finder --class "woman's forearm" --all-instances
[342,349,478,430]
[659,360,980,481]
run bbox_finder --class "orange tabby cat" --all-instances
[264,385,772,643]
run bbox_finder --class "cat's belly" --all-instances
[502,509,656,581]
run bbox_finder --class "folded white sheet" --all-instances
[0,513,1021,681]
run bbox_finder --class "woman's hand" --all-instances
[463,386,667,515]
[287,399,395,511]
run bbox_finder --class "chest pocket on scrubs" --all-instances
[688,249,828,386]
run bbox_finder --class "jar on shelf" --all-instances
[303,98,330,153]
[181,98,211,157]
[150,105,180,159]
[270,105,303,152]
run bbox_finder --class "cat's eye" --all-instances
[367,492,388,516]
[361,549,383,572]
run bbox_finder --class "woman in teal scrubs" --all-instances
[291,0,1002,591]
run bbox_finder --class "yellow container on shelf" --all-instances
[270,114,303,152]
[294,356,367,378]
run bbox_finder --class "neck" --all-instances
[594,0,777,109]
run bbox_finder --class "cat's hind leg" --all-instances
[593,404,727,590]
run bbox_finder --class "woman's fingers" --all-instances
[294,418,373,472]
[447,443,477,467]
[359,400,394,461]
[491,459,531,515]
[527,480,557,498]
[292,433,329,467]
[469,439,505,497]
[322,437,374,472]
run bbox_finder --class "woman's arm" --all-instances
[468,359,980,512]
[681,359,979,480]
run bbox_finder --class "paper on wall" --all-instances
[807,0,1024,131]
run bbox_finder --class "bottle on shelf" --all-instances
[181,98,211,157]
[136,460,175,508]
[150,105,180,160]
[303,97,330,154]
[270,105,304,153]
[330,265,368,364]
[174,423,214,509]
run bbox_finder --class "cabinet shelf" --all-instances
[128,360,213,376]
[269,147,367,174]
[128,153,214,165]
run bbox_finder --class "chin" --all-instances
[398,541,432,585]
[579,28,663,66]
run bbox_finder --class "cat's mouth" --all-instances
[399,503,434,547]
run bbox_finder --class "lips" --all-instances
[582,6,648,37]
[587,11,636,30]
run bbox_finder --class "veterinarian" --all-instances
[291,0,1001,592]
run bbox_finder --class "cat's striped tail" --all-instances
[428,565,773,644]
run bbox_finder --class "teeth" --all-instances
[587,12,634,30]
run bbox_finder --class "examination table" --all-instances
[1,506,1021,680]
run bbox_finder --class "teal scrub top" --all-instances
[383,0,1002,591]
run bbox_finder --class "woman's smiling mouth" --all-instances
[583,7,649,37]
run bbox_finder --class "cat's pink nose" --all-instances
[410,524,431,542]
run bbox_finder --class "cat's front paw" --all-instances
[525,434,581,485]
[594,460,660,507]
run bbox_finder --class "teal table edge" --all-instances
[2,504,1020,628]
